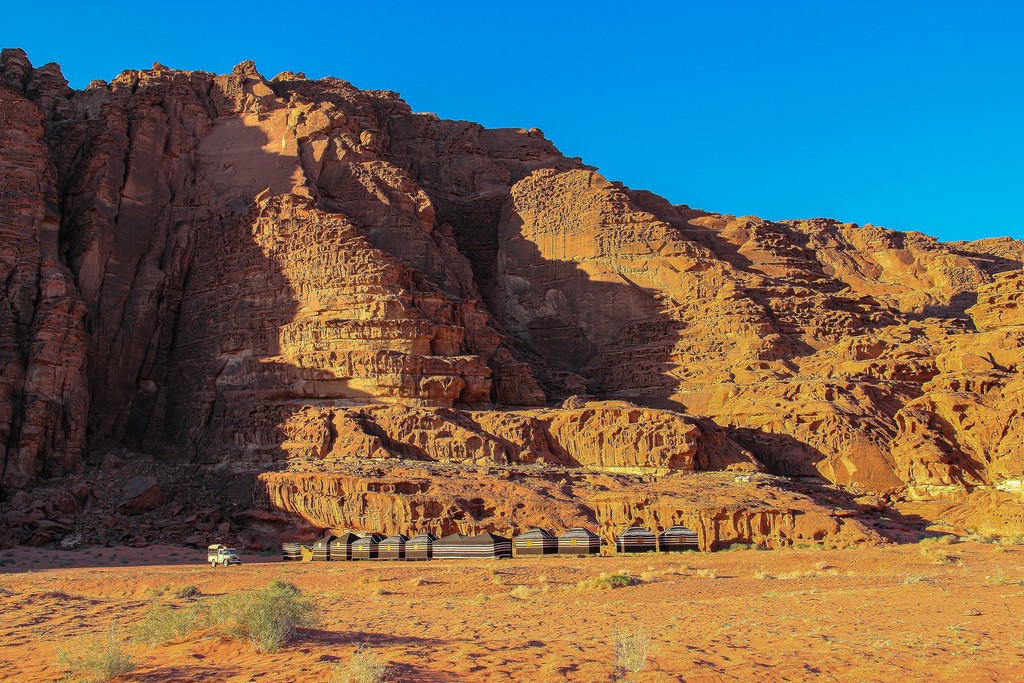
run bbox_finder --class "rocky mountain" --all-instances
[1,49,1022,548]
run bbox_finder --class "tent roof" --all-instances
[381,533,409,543]
[330,532,361,544]
[518,528,556,540]
[437,532,511,546]
[559,527,599,539]
[408,532,437,542]
[618,526,655,537]
[353,533,384,545]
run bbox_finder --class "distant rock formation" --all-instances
[1,48,1022,545]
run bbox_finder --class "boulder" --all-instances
[117,476,165,515]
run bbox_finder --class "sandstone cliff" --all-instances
[1,49,1022,546]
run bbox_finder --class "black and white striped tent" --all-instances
[557,527,601,555]
[351,533,385,560]
[328,532,361,561]
[615,526,657,553]
[379,533,409,560]
[514,528,557,556]
[434,532,513,560]
[659,525,699,552]
[406,533,437,560]
[282,541,302,562]
[312,534,336,561]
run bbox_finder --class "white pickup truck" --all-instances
[207,544,242,567]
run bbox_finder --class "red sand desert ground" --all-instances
[1,541,1023,682]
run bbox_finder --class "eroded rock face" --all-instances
[1,49,1023,541]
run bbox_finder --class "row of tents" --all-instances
[282,525,699,562]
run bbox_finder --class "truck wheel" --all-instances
[211,560,217,568]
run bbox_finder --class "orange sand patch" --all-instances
[0,543,1022,682]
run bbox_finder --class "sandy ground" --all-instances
[0,542,1022,682]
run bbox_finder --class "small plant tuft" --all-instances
[920,545,960,565]
[56,626,136,683]
[576,571,639,590]
[172,584,201,599]
[331,644,392,683]
[614,625,651,676]
[133,603,203,645]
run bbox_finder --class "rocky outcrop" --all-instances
[889,271,1024,493]
[254,469,881,550]
[0,50,89,490]
[1,49,1023,543]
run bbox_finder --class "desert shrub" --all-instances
[920,545,960,565]
[576,572,638,590]
[56,626,135,683]
[900,574,932,586]
[794,543,825,551]
[614,625,651,676]
[144,584,170,598]
[509,585,535,600]
[332,644,392,683]
[918,534,958,546]
[209,580,318,653]
[133,603,203,645]
[267,580,301,594]
[172,584,201,599]
[0,584,14,596]
[694,568,719,579]
[723,543,768,551]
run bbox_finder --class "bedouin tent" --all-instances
[328,532,361,561]
[282,541,302,562]
[434,532,512,560]
[514,528,558,556]
[351,533,385,560]
[379,533,409,560]
[557,527,601,555]
[615,526,657,553]
[406,532,437,560]
[658,525,699,552]
[312,534,336,561]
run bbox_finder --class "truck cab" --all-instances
[207,544,242,567]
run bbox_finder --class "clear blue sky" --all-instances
[4,1,1022,242]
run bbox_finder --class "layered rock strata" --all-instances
[1,49,1023,543]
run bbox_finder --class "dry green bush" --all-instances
[133,603,203,645]
[331,644,392,683]
[919,534,958,546]
[172,584,201,599]
[56,626,136,683]
[209,580,318,653]
[576,572,639,590]
[920,545,960,565]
